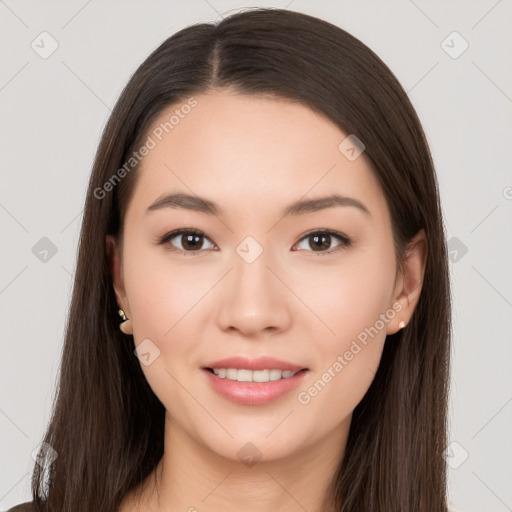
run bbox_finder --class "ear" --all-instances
[387,229,428,335]
[106,235,131,317]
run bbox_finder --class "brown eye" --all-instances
[294,230,351,254]
[159,229,215,253]
[178,232,204,250]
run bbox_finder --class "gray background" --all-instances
[1,1,511,511]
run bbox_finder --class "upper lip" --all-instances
[203,356,307,372]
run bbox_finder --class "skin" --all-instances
[107,89,427,512]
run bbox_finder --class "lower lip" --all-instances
[203,369,309,405]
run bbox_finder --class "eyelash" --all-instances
[156,228,352,256]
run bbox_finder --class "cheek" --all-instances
[294,250,394,410]
[121,243,209,416]
[123,240,213,340]
[294,249,395,346]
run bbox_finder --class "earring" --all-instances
[398,320,406,329]
[118,309,133,335]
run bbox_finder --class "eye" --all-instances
[158,228,216,255]
[157,228,352,256]
[293,229,352,255]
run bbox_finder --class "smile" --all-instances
[207,368,301,382]
[203,367,309,405]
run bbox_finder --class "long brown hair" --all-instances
[30,8,451,511]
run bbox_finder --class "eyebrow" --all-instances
[146,192,371,217]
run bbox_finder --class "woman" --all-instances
[10,7,451,512]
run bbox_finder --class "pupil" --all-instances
[311,233,330,251]
[183,234,202,250]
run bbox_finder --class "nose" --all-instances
[216,249,292,337]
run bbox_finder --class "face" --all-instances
[108,89,410,464]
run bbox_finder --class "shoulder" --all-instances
[6,501,37,512]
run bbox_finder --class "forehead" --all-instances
[127,90,387,223]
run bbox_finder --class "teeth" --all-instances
[237,369,253,382]
[226,368,237,380]
[269,369,282,381]
[253,370,269,382]
[211,368,300,383]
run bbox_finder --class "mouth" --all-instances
[201,356,309,405]
[203,367,308,383]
